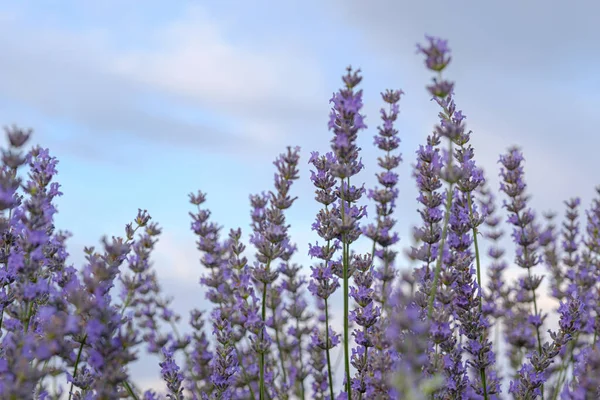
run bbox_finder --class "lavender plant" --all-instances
[0,34,598,400]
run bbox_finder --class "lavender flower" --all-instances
[349,254,380,397]
[561,343,600,399]
[209,309,238,399]
[190,191,232,307]
[448,189,500,396]
[327,66,368,398]
[281,262,312,397]
[308,150,342,399]
[160,347,185,400]
[499,147,545,361]
[509,295,584,399]
[0,35,598,400]
[363,89,403,310]
[249,146,300,400]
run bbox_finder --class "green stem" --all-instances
[23,298,34,332]
[518,213,544,399]
[272,305,288,385]
[427,134,454,318]
[550,333,579,400]
[341,176,352,399]
[527,267,543,357]
[233,342,256,400]
[467,196,483,311]
[324,298,335,400]
[260,279,268,400]
[296,316,306,400]
[68,334,87,400]
[358,328,369,400]
[343,239,351,397]
[427,182,454,318]
[467,194,488,400]
[123,380,139,400]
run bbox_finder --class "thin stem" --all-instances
[427,137,454,318]
[123,381,139,400]
[272,305,288,385]
[515,207,544,398]
[23,301,34,332]
[467,195,483,311]
[467,194,488,400]
[233,342,256,400]
[343,238,351,397]
[527,267,543,357]
[341,176,352,399]
[550,333,578,400]
[381,265,389,311]
[296,316,306,400]
[324,298,335,400]
[427,182,454,318]
[260,280,268,400]
[68,334,87,400]
[0,210,12,333]
[358,327,369,400]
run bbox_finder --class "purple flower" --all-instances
[160,347,185,400]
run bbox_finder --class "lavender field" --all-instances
[0,1,598,399]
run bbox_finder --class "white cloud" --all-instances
[112,6,325,114]
[0,3,328,158]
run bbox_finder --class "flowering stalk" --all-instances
[308,150,341,399]
[415,35,460,318]
[281,262,311,398]
[561,342,600,398]
[410,134,443,312]
[327,66,368,397]
[228,228,259,398]
[387,279,444,398]
[582,188,600,345]
[209,309,238,399]
[159,347,185,400]
[509,295,584,399]
[500,147,547,397]
[189,191,233,310]
[448,190,499,397]
[250,146,300,400]
[364,89,403,312]
[349,254,380,397]
[310,298,341,400]
[479,182,510,374]
[499,148,544,351]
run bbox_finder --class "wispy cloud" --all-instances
[0,3,328,160]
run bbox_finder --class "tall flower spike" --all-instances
[250,146,300,400]
[280,262,312,397]
[448,188,500,397]
[387,278,443,398]
[509,294,584,399]
[415,35,464,320]
[209,309,239,399]
[327,66,368,398]
[499,147,544,354]
[364,88,403,311]
[308,150,341,400]
[160,347,185,400]
[349,253,380,396]
[189,191,233,307]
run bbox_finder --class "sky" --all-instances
[1,0,599,394]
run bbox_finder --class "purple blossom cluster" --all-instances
[1,34,599,400]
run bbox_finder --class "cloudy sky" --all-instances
[1,0,598,393]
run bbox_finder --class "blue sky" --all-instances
[1,0,599,393]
